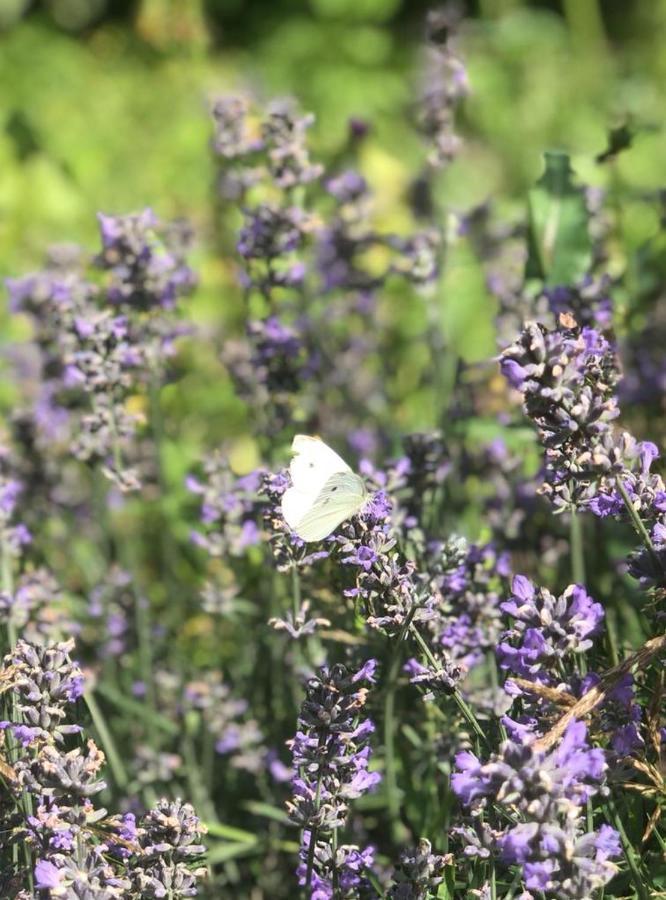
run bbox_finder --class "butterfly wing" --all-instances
[288,434,351,494]
[287,471,367,542]
[282,435,366,542]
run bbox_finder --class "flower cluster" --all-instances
[124,798,207,898]
[500,319,620,511]
[188,454,264,558]
[0,459,31,557]
[6,206,195,491]
[502,319,666,591]
[212,94,321,194]
[496,575,642,753]
[222,316,313,435]
[1,567,65,643]
[0,638,208,898]
[365,431,451,537]
[183,671,266,774]
[405,539,508,696]
[417,7,468,169]
[452,721,621,898]
[497,575,604,683]
[388,838,451,900]
[287,661,380,897]
[335,492,436,635]
[97,209,195,313]
[543,275,613,333]
[83,565,135,660]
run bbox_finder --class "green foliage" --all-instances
[526,150,592,285]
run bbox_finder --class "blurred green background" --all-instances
[3,0,666,282]
[3,0,666,466]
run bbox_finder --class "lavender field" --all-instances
[1,2,665,898]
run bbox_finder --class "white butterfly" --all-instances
[281,435,368,542]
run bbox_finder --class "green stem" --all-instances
[569,507,586,586]
[606,795,649,900]
[305,751,325,892]
[84,691,129,788]
[384,607,418,830]
[107,399,125,477]
[182,723,217,823]
[504,867,525,900]
[384,650,401,828]
[616,478,664,578]
[0,537,33,881]
[331,828,339,895]
[149,371,178,577]
[1,540,16,650]
[409,624,489,748]
[114,532,158,748]
[291,566,301,622]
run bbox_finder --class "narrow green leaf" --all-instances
[207,840,260,865]
[95,683,179,736]
[526,150,591,285]
[203,821,256,843]
[241,800,291,825]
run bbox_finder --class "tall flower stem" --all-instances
[616,478,664,578]
[569,507,586,586]
[84,691,129,789]
[0,537,33,879]
[384,607,417,837]
[409,624,489,748]
[105,418,158,747]
[291,566,301,622]
[606,795,649,900]
[149,370,180,597]
[304,769,324,891]
[1,541,16,650]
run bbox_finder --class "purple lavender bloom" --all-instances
[544,276,613,332]
[188,454,264,558]
[453,722,619,897]
[223,318,311,435]
[261,97,323,189]
[126,798,207,896]
[96,209,195,311]
[500,319,620,511]
[0,466,32,557]
[287,660,381,900]
[269,600,331,639]
[417,6,468,169]
[34,858,64,890]
[211,94,261,160]
[296,833,376,900]
[497,577,604,682]
[287,661,381,842]
[4,639,86,741]
[388,838,450,899]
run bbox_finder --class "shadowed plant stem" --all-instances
[105,412,160,744]
[291,565,301,622]
[384,606,418,832]
[569,507,586,586]
[305,768,324,892]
